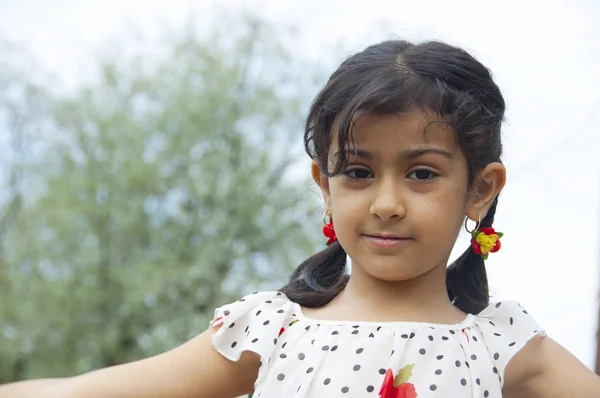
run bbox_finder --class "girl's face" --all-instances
[313,112,500,282]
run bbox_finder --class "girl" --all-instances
[1,39,599,398]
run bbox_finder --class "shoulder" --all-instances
[502,335,600,397]
[209,291,297,385]
[475,301,600,398]
[473,301,545,386]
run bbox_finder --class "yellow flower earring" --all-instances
[465,214,503,260]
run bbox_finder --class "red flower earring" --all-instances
[465,214,503,260]
[322,209,337,246]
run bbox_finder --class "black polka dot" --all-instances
[484,391,489,397]
[455,360,461,367]
[461,379,467,386]
[436,355,444,360]
[265,300,272,303]
[296,385,301,392]
[428,335,434,341]
[231,342,237,348]
[465,361,470,368]
[322,345,330,351]
[495,302,502,308]
[256,310,261,316]
[332,330,339,335]
[419,348,426,355]
[494,332,502,337]
[430,385,437,391]
[352,330,359,335]
[449,330,455,335]
[409,332,415,338]
[251,338,258,343]
[324,378,331,385]
[377,326,382,331]
[401,334,409,339]
[356,348,364,354]
[273,338,277,345]
[310,339,315,345]
[245,326,249,332]
[298,353,305,360]
[476,378,481,385]
[306,367,313,373]
[367,385,374,392]
[263,320,270,326]
[510,317,514,325]
[442,336,449,341]
[279,353,287,358]
[229,323,235,328]
[331,345,338,351]
[379,368,386,375]
[493,367,498,374]
[277,309,284,313]
[353,364,361,371]
[489,321,496,326]
[471,354,477,360]
[494,353,500,360]
[305,325,311,331]
[223,310,230,316]
[435,369,442,375]
[341,386,349,393]
[277,373,285,381]
[472,336,478,342]
[369,333,375,338]
[509,341,516,347]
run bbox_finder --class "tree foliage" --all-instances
[0,16,321,381]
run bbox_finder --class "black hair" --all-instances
[280,40,504,315]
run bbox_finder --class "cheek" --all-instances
[329,184,365,232]
[414,192,465,242]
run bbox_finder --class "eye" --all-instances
[407,169,438,180]
[343,168,373,180]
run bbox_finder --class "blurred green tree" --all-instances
[0,16,321,381]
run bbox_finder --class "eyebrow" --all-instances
[333,147,454,161]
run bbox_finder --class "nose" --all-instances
[369,177,406,221]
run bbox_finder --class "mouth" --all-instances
[363,234,412,248]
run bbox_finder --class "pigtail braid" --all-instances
[446,196,499,314]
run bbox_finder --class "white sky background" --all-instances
[1,0,599,368]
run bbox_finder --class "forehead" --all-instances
[331,111,456,152]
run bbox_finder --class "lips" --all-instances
[364,234,411,248]
[367,234,407,239]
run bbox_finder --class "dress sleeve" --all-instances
[474,300,546,385]
[209,291,295,386]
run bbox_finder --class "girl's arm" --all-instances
[503,335,600,398]
[0,326,259,398]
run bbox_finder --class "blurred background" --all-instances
[0,0,599,382]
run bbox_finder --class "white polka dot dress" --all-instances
[210,291,545,397]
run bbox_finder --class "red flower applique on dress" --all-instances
[379,365,418,398]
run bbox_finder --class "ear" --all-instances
[466,162,506,220]
[311,160,331,208]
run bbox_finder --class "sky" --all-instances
[1,0,599,369]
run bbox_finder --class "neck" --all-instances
[332,259,465,323]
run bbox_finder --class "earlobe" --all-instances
[311,160,331,206]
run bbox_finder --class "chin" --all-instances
[360,264,421,282]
